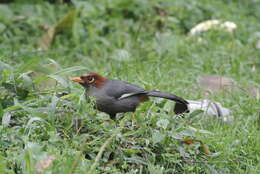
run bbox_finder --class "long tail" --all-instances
[147,91,189,105]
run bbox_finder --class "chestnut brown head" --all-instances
[71,72,107,88]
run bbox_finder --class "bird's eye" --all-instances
[88,77,95,83]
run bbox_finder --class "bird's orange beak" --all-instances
[71,77,84,83]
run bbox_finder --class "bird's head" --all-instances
[71,72,108,88]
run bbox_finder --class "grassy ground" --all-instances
[0,0,259,173]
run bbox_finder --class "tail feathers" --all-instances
[147,91,189,105]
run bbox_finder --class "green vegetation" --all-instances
[0,0,259,173]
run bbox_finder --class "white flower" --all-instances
[189,19,237,35]
[220,21,237,32]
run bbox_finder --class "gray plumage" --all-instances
[85,79,188,119]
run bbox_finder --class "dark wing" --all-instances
[147,91,189,105]
[104,79,148,100]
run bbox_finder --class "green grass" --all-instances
[0,0,259,173]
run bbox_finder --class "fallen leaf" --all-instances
[198,75,236,94]
[200,143,212,155]
[198,75,259,99]
[181,139,212,155]
[37,10,76,49]
[181,139,201,145]
[36,155,55,173]
[37,27,55,50]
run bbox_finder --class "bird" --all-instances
[71,72,188,120]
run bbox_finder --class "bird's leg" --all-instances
[109,113,116,120]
